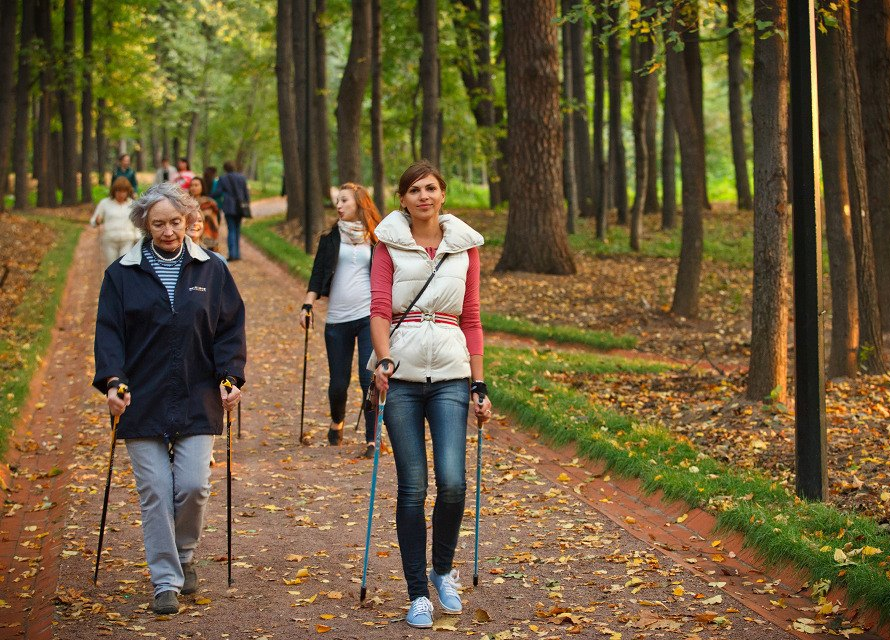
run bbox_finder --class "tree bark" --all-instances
[497,0,575,275]
[665,3,705,317]
[59,0,77,205]
[419,0,440,166]
[817,24,859,378]
[853,0,890,331]
[12,0,33,209]
[629,20,655,252]
[293,0,324,233]
[644,77,659,213]
[607,0,627,225]
[336,0,371,183]
[839,1,886,374]
[570,15,593,218]
[35,0,55,208]
[370,0,384,213]
[727,0,752,210]
[561,0,579,232]
[682,6,710,210]
[591,7,606,235]
[96,98,108,188]
[314,0,331,198]
[661,94,677,229]
[0,0,17,209]
[277,0,304,223]
[746,0,789,403]
[80,0,93,203]
[186,110,199,167]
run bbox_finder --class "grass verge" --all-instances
[488,345,890,618]
[242,215,313,281]
[0,217,82,461]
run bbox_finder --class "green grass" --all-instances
[0,217,82,461]
[444,179,491,210]
[241,215,314,281]
[482,312,636,350]
[488,345,890,619]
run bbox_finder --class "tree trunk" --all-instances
[370,0,384,213]
[570,15,593,218]
[12,0,33,210]
[591,7,606,235]
[293,0,324,233]
[277,0,304,223]
[665,3,705,318]
[747,0,789,403]
[80,0,93,203]
[561,0,579,232]
[35,0,55,208]
[336,0,370,183]
[682,7,710,210]
[629,20,655,252]
[95,98,107,188]
[496,0,575,275]
[644,78,659,213]
[854,0,890,331]
[727,0,752,210]
[0,0,17,210]
[314,0,331,198]
[661,94,677,229]
[607,0,627,225]
[817,24,859,378]
[419,0,440,166]
[839,2,886,374]
[59,0,77,205]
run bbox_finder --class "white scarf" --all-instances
[338,219,367,245]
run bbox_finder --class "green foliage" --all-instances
[482,313,636,350]
[0,218,82,462]
[241,215,314,281]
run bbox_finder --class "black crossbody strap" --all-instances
[389,253,450,337]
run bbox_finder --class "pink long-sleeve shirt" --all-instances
[370,244,483,355]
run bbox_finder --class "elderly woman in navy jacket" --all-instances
[93,183,246,615]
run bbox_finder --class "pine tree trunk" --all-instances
[35,0,56,208]
[277,0,304,223]
[644,79,660,213]
[96,98,108,188]
[0,0,17,210]
[336,0,371,183]
[607,1,627,225]
[853,0,890,331]
[314,0,331,198]
[747,0,789,403]
[591,8,606,235]
[570,16,593,217]
[419,0,440,166]
[629,25,655,252]
[839,2,886,374]
[186,111,199,167]
[12,0,33,210]
[727,0,752,210]
[665,3,705,318]
[817,24,859,378]
[661,95,677,229]
[561,0,579,232]
[59,0,77,205]
[497,0,575,274]
[370,0,384,214]
[80,0,93,203]
[683,8,710,211]
[293,0,323,232]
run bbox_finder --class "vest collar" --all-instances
[376,210,484,254]
[120,236,210,266]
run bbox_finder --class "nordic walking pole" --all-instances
[473,392,486,587]
[94,381,129,585]
[354,386,372,433]
[222,378,235,587]
[299,309,311,445]
[360,388,386,602]
[237,401,241,439]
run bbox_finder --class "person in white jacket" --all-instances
[90,177,141,266]
[370,161,493,629]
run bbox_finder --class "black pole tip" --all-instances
[360,586,367,602]
[473,575,478,587]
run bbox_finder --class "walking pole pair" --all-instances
[222,378,235,587]
[94,381,129,585]
[359,388,386,602]
[473,392,486,587]
[299,311,311,445]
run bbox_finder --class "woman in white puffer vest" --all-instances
[369,161,493,629]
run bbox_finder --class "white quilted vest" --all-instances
[368,211,484,382]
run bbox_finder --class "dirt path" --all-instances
[0,204,885,639]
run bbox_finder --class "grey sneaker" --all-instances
[152,590,180,614]
[182,563,198,594]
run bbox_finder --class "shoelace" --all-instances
[438,570,462,597]
[411,597,434,616]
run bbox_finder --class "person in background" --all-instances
[90,176,141,266]
[203,166,224,209]
[300,183,381,457]
[112,153,138,192]
[93,183,246,615]
[188,177,220,252]
[173,158,194,190]
[154,157,176,185]
[369,160,492,629]
[218,161,250,261]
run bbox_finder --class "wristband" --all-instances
[470,380,488,401]
[375,357,395,372]
[106,378,120,393]
[302,303,313,314]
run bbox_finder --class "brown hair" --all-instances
[339,182,382,243]
[110,176,134,199]
[190,176,206,195]
[396,160,447,200]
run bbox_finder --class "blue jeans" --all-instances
[383,378,469,600]
[324,317,374,441]
[225,214,242,259]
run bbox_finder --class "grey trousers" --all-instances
[126,435,214,596]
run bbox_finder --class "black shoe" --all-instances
[153,590,180,614]
[182,563,197,594]
[327,428,343,446]
[360,443,375,459]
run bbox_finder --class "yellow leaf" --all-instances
[194,597,211,605]
[676,513,688,523]
[556,473,570,483]
[296,568,310,578]
[880,492,890,502]
[711,540,722,548]
[673,586,685,596]
[315,624,332,633]
[320,614,335,620]
[624,516,636,524]
[834,548,848,563]
[861,546,882,557]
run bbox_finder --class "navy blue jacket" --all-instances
[93,238,247,440]
[219,171,250,217]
